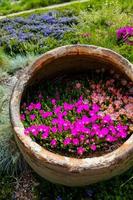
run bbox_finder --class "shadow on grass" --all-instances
[34,168,133,200]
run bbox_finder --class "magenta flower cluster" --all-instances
[116,26,133,45]
[21,72,133,157]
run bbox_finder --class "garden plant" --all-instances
[0,0,133,199]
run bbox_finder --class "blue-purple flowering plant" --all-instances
[20,70,133,158]
[0,11,77,54]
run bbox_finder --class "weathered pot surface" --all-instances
[10,45,133,186]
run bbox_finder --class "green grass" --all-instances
[34,168,133,200]
[0,0,76,16]
[0,168,132,200]
[62,0,133,62]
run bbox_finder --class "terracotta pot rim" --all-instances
[10,44,133,170]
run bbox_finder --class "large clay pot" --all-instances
[10,45,133,186]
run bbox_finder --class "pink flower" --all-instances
[76,106,83,114]
[20,114,25,121]
[52,118,58,125]
[79,134,85,142]
[24,128,30,135]
[119,131,127,138]
[100,128,109,136]
[42,111,53,118]
[30,114,36,121]
[106,135,116,142]
[29,125,38,136]
[82,104,89,111]
[92,103,100,112]
[83,127,91,134]
[82,115,90,125]
[77,147,85,155]
[72,138,79,146]
[51,99,56,105]
[90,144,97,151]
[35,102,41,110]
[28,103,34,111]
[92,124,100,131]
[54,106,62,115]
[50,139,57,147]
[51,127,57,133]
[109,125,116,135]
[63,137,71,146]
[42,132,49,139]
[103,115,112,123]
[38,125,46,132]
[64,102,74,111]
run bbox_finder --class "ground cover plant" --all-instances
[21,70,133,157]
[0,11,77,55]
[0,0,133,199]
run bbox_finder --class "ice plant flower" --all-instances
[20,114,25,121]
[21,70,132,157]
[50,139,57,148]
[30,114,36,121]
[90,144,97,151]
[77,147,85,155]
[63,137,71,146]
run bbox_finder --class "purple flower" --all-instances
[92,103,100,112]
[28,103,34,111]
[54,106,62,115]
[90,144,97,151]
[72,138,79,146]
[24,128,30,135]
[38,124,47,132]
[51,127,57,133]
[42,132,49,139]
[82,115,90,125]
[64,102,74,111]
[106,135,116,142]
[29,125,38,136]
[30,114,36,121]
[35,102,41,110]
[103,115,112,123]
[119,131,127,138]
[99,128,109,137]
[51,99,56,105]
[77,147,85,155]
[79,134,85,142]
[116,26,133,45]
[20,114,25,121]
[63,137,71,146]
[42,111,53,118]
[50,139,57,147]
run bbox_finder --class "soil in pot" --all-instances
[20,68,133,158]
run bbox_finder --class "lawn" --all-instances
[0,0,133,199]
[0,0,76,15]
